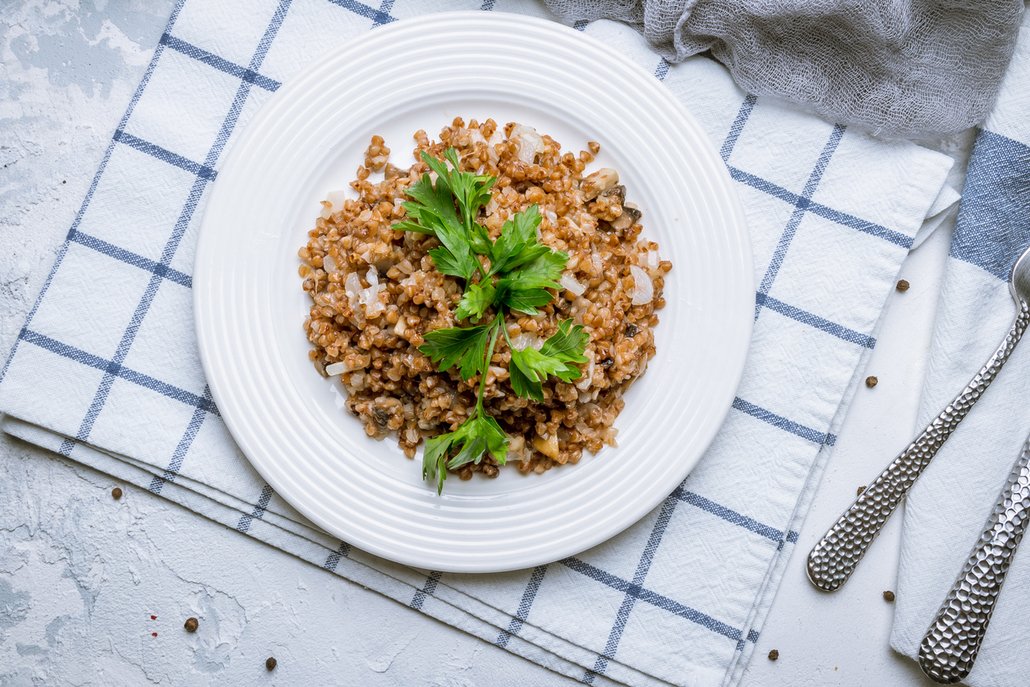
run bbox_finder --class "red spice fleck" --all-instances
[151,632,158,637]
[150,615,157,620]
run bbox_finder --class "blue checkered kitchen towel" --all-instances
[0,1,959,685]
[891,13,1030,687]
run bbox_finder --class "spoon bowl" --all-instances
[1010,243,1030,305]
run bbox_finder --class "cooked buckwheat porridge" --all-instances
[298,117,670,485]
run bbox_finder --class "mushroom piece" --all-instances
[609,202,642,231]
[600,183,626,204]
[581,168,619,200]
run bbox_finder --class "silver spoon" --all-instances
[919,438,1030,683]
[806,244,1030,592]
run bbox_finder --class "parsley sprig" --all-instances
[395,148,590,493]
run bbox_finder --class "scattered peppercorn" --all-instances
[865,375,878,388]
[184,617,199,633]
[856,485,866,496]
[111,487,123,500]
[896,279,910,292]
[883,590,896,602]
[151,632,158,638]
[624,324,638,337]
[265,657,277,672]
[768,649,779,661]
[150,615,157,621]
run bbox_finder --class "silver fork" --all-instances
[806,244,1030,592]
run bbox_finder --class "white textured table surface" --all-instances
[0,2,972,684]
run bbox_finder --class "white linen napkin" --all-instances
[0,1,957,685]
[891,14,1030,687]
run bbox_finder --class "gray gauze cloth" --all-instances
[543,0,1025,137]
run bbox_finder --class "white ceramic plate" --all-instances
[195,12,752,573]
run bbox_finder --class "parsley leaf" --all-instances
[508,347,560,401]
[454,280,496,322]
[422,431,454,494]
[447,414,508,468]
[400,176,479,279]
[420,149,494,248]
[506,320,589,400]
[426,246,472,281]
[422,414,508,495]
[507,354,539,401]
[468,222,493,256]
[540,319,590,381]
[506,249,568,288]
[495,249,568,314]
[493,281,553,316]
[419,324,494,380]
[490,205,549,275]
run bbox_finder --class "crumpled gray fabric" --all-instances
[542,0,1025,138]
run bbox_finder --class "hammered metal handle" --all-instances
[807,301,1030,592]
[918,439,1030,683]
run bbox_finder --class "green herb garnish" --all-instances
[395,149,590,493]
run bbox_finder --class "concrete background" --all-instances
[0,1,972,685]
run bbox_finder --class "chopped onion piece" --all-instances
[511,124,544,164]
[560,273,587,297]
[578,389,600,403]
[326,189,347,209]
[357,267,384,315]
[644,250,660,270]
[344,272,362,300]
[509,333,544,351]
[325,362,348,376]
[630,265,654,305]
[483,129,503,163]
[575,355,595,391]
